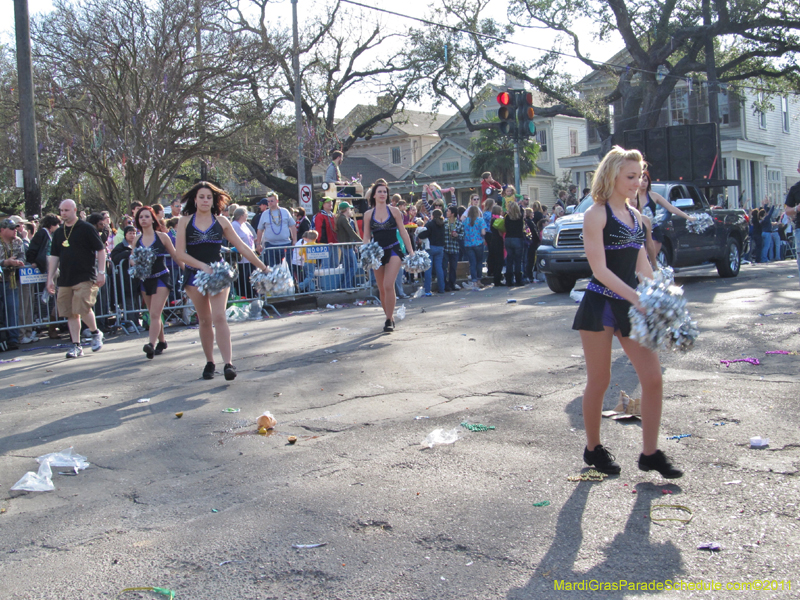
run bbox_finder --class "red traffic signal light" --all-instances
[497,91,517,136]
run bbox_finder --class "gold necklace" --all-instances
[62,221,77,247]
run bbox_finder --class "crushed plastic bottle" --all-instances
[396,305,406,320]
[412,288,425,299]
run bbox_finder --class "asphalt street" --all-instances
[1,260,799,599]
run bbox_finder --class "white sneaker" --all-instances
[91,330,104,352]
[20,335,34,344]
[66,344,84,359]
[454,284,461,290]
[82,328,92,340]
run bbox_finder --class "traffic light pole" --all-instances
[513,136,521,196]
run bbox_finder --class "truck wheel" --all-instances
[716,238,741,278]
[545,274,577,294]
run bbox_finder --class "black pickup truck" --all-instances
[535,181,750,293]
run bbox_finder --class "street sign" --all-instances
[19,266,47,284]
[304,245,330,260]
[299,183,313,213]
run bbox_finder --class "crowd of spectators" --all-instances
[9,168,780,352]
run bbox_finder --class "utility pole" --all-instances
[703,0,719,125]
[195,0,207,182]
[292,0,306,203]
[14,0,41,218]
[513,137,521,195]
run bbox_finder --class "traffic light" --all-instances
[517,91,535,137]
[497,91,517,136]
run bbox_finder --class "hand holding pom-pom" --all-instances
[402,250,431,274]
[250,267,273,296]
[194,261,236,296]
[628,270,699,352]
[359,242,383,271]
[251,259,293,296]
[686,213,713,233]
[130,246,157,280]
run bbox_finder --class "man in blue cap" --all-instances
[251,197,270,232]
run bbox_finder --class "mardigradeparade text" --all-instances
[554,579,792,592]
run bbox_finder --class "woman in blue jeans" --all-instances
[463,205,487,287]
[417,209,446,294]
[760,205,776,263]
[503,201,526,286]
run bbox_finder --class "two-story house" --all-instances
[398,82,587,206]
[311,107,452,193]
[573,50,800,209]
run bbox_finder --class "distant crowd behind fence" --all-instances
[0,242,377,339]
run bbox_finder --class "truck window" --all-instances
[686,185,705,210]
[669,186,685,204]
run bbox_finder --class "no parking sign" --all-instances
[299,183,313,213]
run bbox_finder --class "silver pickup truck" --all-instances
[535,182,750,293]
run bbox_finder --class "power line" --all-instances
[340,0,799,98]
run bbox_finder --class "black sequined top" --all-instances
[587,203,645,299]
[185,214,224,264]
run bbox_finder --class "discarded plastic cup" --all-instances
[750,436,769,448]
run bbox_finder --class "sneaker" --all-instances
[154,341,167,355]
[143,343,155,359]
[454,284,461,290]
[202,362,216,380]
[20,335,35,345]
[91,330,104,352]
[424,292,432,297]
[81,328,92,340]
[583,444,621,475]
[638,449,683,479]
[66,343,84,359]
[383,319,394,332]
[223,363,237,381]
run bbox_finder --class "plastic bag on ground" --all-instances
[226,305,248,322]
[11,460,54,492]
[247,299,264,320]
[422,428,462,448]
[37,447,90,471]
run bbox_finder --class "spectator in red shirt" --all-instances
[481,172,502,207]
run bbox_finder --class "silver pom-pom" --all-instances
[686,213,714,233]
[628,270,699,352]
[402,250,431,274]
[129,246,157,280]
[193,260,236,296]
[359,242,383,271]
[249,267,273,296]
[251,260,294,296]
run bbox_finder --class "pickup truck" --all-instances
[535,181,750,293]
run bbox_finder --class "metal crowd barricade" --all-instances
[0,243,381,345]
[0,259,122,345]
[256,241,378,315]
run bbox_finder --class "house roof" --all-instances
[335,106,453,140]
[391,110,453,136]
[400,137,474,180]
[579,48,633,86]
[438,83,553,133]
[340,156,397,186]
